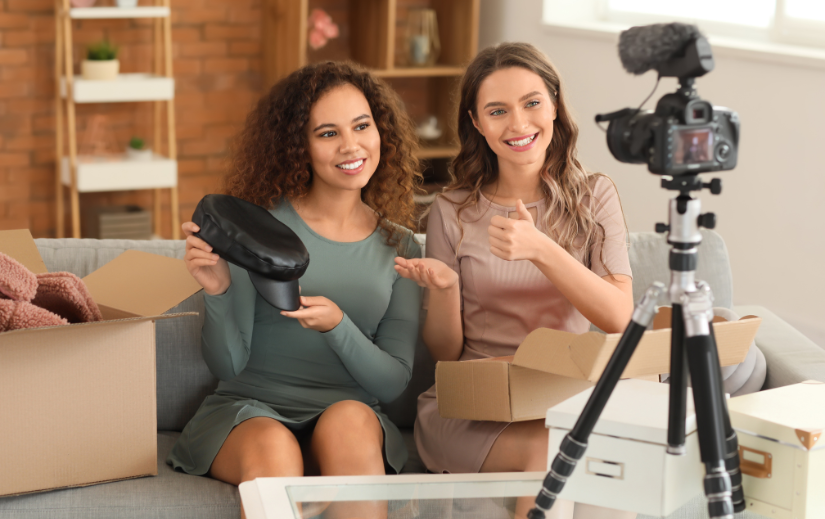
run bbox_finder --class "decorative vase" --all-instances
[116,0,139,7]
[70,0,96,7]
[126,146,153,161]
[403,9,440,67]
[81,59,119,80]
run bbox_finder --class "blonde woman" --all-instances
[395,43,636,519]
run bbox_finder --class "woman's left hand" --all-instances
[488,199,549,261]
[281,296,344,332]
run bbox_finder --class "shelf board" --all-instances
[372,66,466,78]
[70,7,170,19]
[61,74,174,104]
[61,154,177,193]
[416,146,459,160]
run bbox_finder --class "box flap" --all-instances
[545,379,698,444]
[512,316,760,382]
[0,229,48,274]
[512,328,593,379]
[82,250,202,317]
[652,306,728,330]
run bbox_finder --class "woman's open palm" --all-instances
[394,257,458,291]
[182,222,231,296]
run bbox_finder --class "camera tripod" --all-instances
[528,175,744,519]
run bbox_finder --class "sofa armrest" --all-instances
[732,305,825,389]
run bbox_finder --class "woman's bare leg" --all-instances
[310,400,387,519]
[481,419,574,519]
[209,417,304,519]
[481,419,637,519]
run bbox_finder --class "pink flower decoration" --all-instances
[308,8,339,50]
[309,30,327,50]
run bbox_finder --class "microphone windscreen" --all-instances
[618,23,702,75]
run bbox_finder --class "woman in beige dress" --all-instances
[395,43,637,519]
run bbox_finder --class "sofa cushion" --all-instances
[0,432,239,519]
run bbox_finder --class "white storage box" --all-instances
[728,380,825,519]
[545,379,704,517]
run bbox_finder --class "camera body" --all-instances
[605,93,740,175]
[601,25,740,176]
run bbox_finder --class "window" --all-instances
[592,0,825,48]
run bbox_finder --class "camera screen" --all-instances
[673,128,713,165]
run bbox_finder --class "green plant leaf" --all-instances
[86,40,119,61]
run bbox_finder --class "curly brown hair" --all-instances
[224,61,422,254]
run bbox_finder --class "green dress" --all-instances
[167,200,422,475]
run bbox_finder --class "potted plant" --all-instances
[116,0,138,7]
[126,137,152,161]
[81,40,119,81]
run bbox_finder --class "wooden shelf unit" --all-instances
[54,0,180,239]
[263,0,479,161]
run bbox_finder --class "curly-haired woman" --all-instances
[395,43,636,519]
[168,62,423,516]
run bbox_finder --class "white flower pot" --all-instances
[81,59,119,81]
[126,147,153,161]
[116,0,138,7]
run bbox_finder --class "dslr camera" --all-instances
[597,23,739,176]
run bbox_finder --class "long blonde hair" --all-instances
[444,42,622,270]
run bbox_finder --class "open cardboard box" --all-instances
[0,229,202,497]
[436,308,762,422]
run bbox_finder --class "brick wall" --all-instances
[0,0,265,238]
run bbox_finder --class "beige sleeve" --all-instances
[588,176,632,279]
[422,196,462,310]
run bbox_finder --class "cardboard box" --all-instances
[0,229,201,497]
[728,380,825,519]
[545,379,704,517]
[436,307,761,422]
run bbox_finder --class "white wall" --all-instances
[479,0,825,347]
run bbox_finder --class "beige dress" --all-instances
[414,175,633,474]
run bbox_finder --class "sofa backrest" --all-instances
[33,229,731,432]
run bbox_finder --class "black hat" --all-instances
[191,194,309,311]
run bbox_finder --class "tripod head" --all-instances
[654,175,722,247]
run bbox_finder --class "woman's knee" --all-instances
[210,417,303,484]
[313,401,383,454]
[483,419,548,472]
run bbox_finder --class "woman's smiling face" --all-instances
[306,83,381,192]
[471,67,556,168]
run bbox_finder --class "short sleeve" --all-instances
[588,176,633,279]
[422,196,462,310]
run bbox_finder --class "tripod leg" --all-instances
[682,286,734,519]
[528,283,665,519]
[667,303,689,454]
[709,322,746,512]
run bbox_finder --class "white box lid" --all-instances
[545,379,697,445]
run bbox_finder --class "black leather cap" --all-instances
[191,194,309,311]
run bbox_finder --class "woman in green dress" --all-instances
[168,62,423,516]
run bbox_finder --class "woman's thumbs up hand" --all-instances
[488,199,548,261]
[515,199,534,223]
